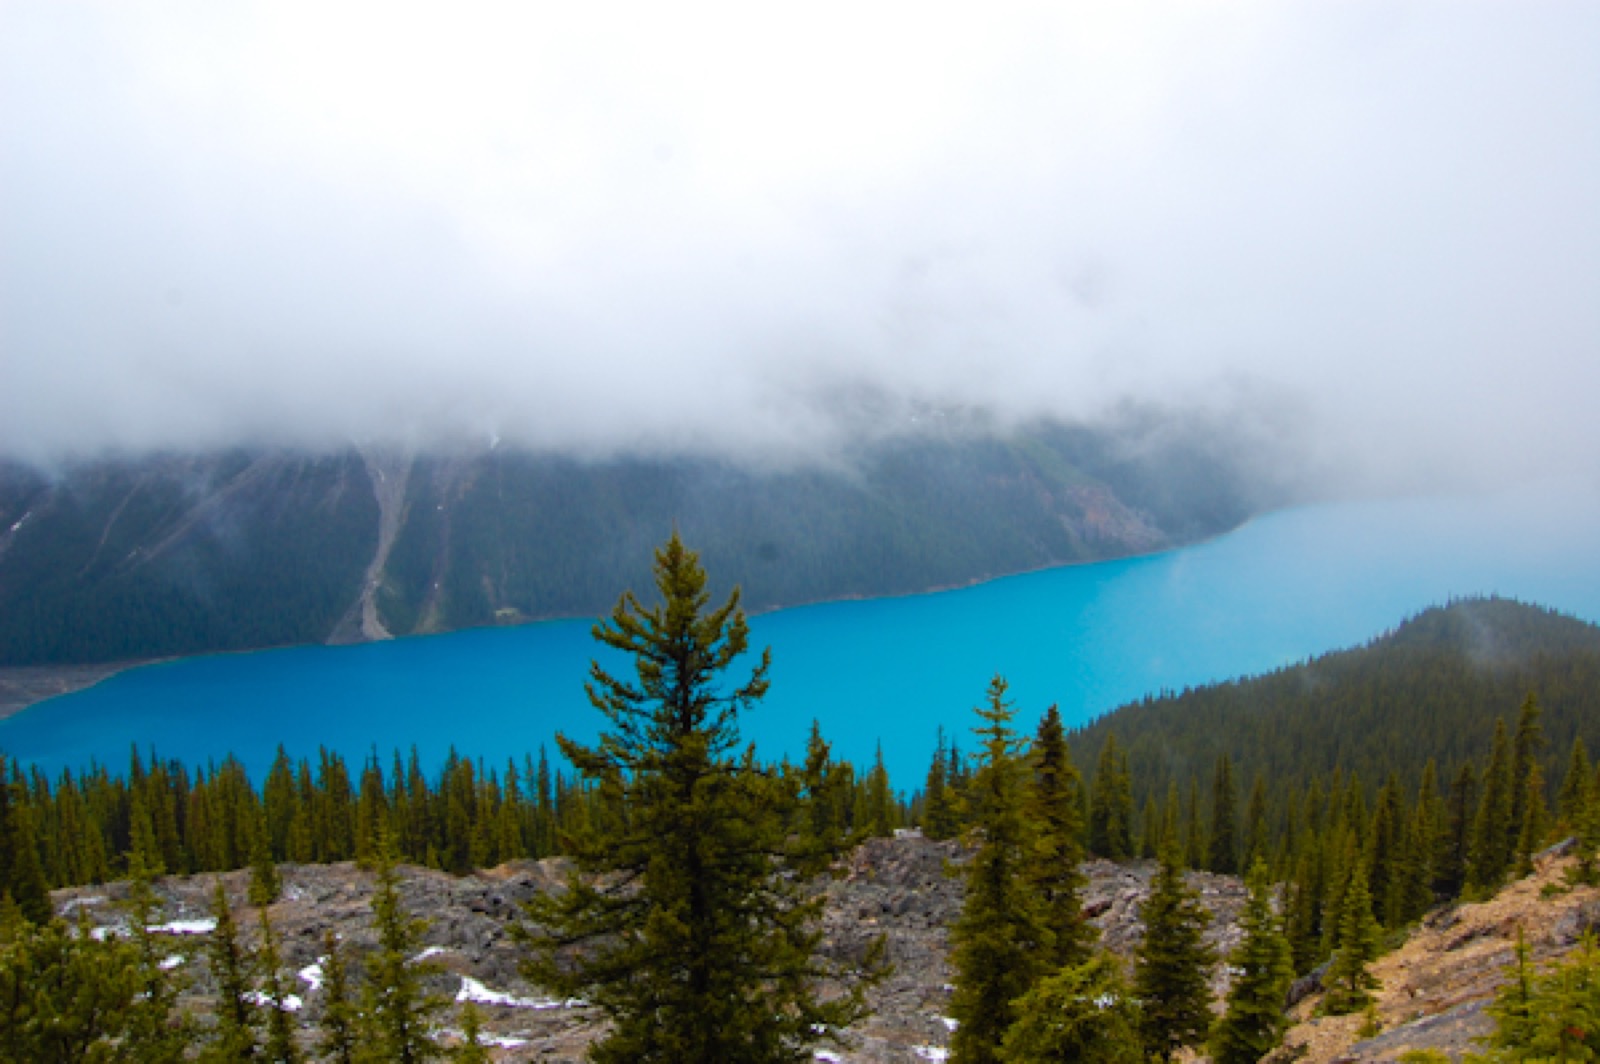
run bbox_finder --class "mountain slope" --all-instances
[0,417,1273,668]
[1068,596,1600,798]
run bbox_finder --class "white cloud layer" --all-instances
[3,2,1597,491]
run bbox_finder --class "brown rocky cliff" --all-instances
[1275,844,1600,1064]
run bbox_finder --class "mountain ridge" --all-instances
[0,416,1277,671]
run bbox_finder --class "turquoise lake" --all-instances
[4,480,1600,789]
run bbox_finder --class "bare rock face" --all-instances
[51,836,1251,1063]
[1276,848,1600,1064]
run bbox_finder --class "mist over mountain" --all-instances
[3,4,1597,499]
[0,414,1284,669]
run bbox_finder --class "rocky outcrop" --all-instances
[1276,846,1600,1064]
[51,835,1251,1063]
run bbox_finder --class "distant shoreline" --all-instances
[0,517,1265,720]
[0,661,157,720]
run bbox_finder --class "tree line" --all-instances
[3,553,1599,1059]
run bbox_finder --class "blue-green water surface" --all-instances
[5,482,1599,787]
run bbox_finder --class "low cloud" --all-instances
[2,3,1596,495]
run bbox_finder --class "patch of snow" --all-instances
[414,946,449,962]
[814,1052,844,1062]
[456,976,577,1010]
[299,961,325,992]
[160,955,185,970]
[938,1016,958,1031]
[9,512,30,533]
[152,918,217,935]
[914,1048,950,1062]
[59,895,105,914]
[484,1035,528,1049]
[246,991,303,1013]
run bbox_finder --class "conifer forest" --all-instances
[1,543,1599,1061]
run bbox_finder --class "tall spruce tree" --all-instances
[1132,845,1216,1063]
[1509,692,1545,850]
[202,880,260,1061]
[1208,753,1239,874]
[1321,859,1382,1015]
[949,676,1049,1064]
[1470,718,1517,891]
[922,727,961,841]
[1026,705,1094,970]
[316,931,359,1064]
[361,839,445,1063]
[1088,734,1133,859]
[1210,861,1294,1064]
[518,534,880,1064]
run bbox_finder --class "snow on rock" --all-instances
[938,1016,958,1031]
[413,946,449,962]
[914,1048,951,1062]
[456,976,578,1010]
[298,961,325,992]
[152,918,217,935]
[160,955,185,970]
[814,1051,844,1062]
[245,992,303,1013]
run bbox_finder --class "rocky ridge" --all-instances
[52,834,1248,1062]
[57,834,1590,1062]
[1274,842,1600,1064]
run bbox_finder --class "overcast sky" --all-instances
[3,2,1597,491]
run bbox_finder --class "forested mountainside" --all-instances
[1067,596,1600,803]
[0,417,1272,667]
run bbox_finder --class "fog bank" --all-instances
[3,3,1597,495]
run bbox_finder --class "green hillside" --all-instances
[1068,596,1600,803]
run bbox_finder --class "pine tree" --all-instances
[249,805,283,908]
[1437,761,1477,898]
[1558,736,1594,830]
[1209,753,1239,874]
[453,1002,493,1063]
[1321,859,1382,1015]
[1027,705,1094,970]
[124,858,193,1062]
[1470,719,1516,891]
[1516,933,1600,1059]
[1132,845,1217,1063]
[1242,775,1270,872]
[1210,861,1294,1064]
[997,953,1143,1064]
[1184,777,1207,871]
[950,676,1049,1064]
[517,534,881,1064]
[257,907,302,1064]
[1088,734,1133,859]
[202,879,260,1060]
[1485,926,1539,1052]
[315,931,359,1064]
[1513,760,1550,878]
[0,909,144,1062]
[361,840,445,1063]
[1509,692,1545,850]
[0,774,53,925]
[922,727,960,840]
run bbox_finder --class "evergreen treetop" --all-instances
[517,533,881,1064]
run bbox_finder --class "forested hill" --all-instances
[1067,596,1600,802]
[0,416,1273,667]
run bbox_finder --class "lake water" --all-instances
[4,480,1600,789]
